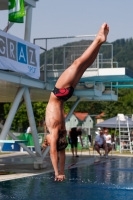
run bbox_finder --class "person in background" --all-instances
[37,121,44,133]
[26,126,31,134]
[111,133,116,150]
[41,137,50,153]
[130,131,133,143]
[94,129,108,158]
[77,126,84,149]
[69,127,83,157]
[103,128,113,155]
[95,127,101,135]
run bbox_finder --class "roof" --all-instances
[95,112,105,119]
[73,112,88,121]
[65,112,89,121]
[96,116,133,128]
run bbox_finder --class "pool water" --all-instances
[0,157,133,200]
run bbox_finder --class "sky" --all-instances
[0,0,133,44]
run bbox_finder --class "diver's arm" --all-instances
[50,128,59,177]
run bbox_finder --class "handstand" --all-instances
[45,23,109,181]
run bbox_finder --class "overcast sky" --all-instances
[0,0,133,43]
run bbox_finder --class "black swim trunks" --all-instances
[53,86,74,101]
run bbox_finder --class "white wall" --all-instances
[65,114,94,131]
[65,114,79,131]
[82,115,93,128]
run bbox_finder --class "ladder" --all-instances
[115,114,132,153]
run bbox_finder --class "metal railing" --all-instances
[34,35,115,83]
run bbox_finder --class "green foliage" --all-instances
[64,101,106,115]
[4,103,28,131]
[64,102,73,113]
[3,102,48,132]
[103,89,133,119]
[32,102,47,123]
[113,38,133,70]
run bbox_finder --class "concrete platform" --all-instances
[0,151,133,182]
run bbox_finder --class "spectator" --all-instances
[103,128,113,154]
[94,129,108,158]
[69,127,83,157]
[37,121,44,133]
[121,141,128,150]
[95,127,101,135]
[130,131,133,142]
[26,126,31,134]
[41,137,50,153]
[111,133,116,150]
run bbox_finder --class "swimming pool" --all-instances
[0,157,133,200]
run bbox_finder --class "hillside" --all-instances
[113,38,133,70]
[40,38,133,70]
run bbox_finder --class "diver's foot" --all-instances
[96,23,109,44]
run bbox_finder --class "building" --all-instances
[95,112,105,124]
[65,112,93,131]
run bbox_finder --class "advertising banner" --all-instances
[0,30,40,79]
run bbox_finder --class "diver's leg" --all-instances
[56,23,109,88]
[70,142,74,156]
[95,145,101,156]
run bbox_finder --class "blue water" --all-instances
[0,157,133,200]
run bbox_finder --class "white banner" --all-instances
[0,30,40,79]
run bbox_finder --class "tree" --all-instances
[103,89,133,119]
[3,102,48,132]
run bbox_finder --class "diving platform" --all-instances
[0,67,133,103]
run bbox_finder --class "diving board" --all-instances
[80,68,133,82]
[0,140,28,144]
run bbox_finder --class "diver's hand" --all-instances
[54,174,66,181]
